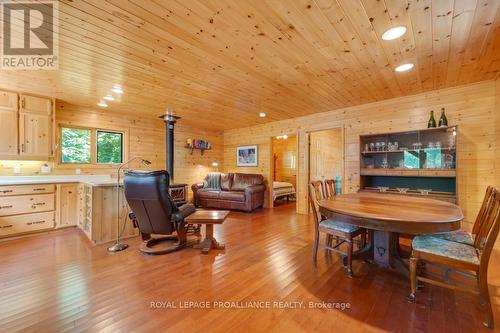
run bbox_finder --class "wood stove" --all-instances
[169,184,188,206]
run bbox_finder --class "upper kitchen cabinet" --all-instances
[0,90,19,156]
[20,94,53,114]
[19,94,55,159]
[0,91,55,160]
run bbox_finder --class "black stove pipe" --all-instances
[160,112,180,182]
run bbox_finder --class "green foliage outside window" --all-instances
[97,131,123,164]
[61,127,124,164]
[61,128,91,163]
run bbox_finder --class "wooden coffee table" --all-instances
[185,210,230,254]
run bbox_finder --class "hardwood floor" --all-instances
[1,203,499,333]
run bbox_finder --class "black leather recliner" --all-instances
[124,170,196,255]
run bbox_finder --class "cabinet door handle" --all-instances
[33,188,46,191]
[21,144,25,153]
[21,98,25,108]
[27,220,45,225]
[0,205,13,209]
[0,224,13,229]
[0,190,13,194]
[33,202,46,206]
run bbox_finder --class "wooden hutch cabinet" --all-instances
[359,126,457,203]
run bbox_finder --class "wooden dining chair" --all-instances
[309,182,365,277]
[407,188,500,328]
[429,186,495,246]
[323,179,336,198]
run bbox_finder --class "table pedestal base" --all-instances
[373,230,390,267]
[193,224,225,254]
[348,230,409,273]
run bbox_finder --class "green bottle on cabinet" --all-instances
[427,110,437,128]
[438,107,448,127]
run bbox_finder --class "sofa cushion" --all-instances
[231,173,264,191]
[220,173,234,191]
[219,191,246,202]
[196,190,220,199]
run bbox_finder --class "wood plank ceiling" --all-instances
[0,0,499,130]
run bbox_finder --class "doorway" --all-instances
[308,128,344,194]
[271,134,297,208]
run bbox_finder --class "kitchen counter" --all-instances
[0,175,114,186]
[0,174,137,244]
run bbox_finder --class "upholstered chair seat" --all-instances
[424,229,474,246]
[320,219,360,233]
[412,236,479,265]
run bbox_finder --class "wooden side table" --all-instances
[185,210,230,254]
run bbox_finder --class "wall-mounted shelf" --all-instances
[185,138,211,155]
[361,147,456,155]
[185,145,211,155]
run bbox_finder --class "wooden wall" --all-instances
[309,128,343,183]
[0,102,223,200]
[272,135,297,188]
[224,80,498,232]
[496,78,500,189]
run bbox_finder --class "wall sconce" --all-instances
[275,134,288,140]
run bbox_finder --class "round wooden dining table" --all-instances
[318,192,464,270]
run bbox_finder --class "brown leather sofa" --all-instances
[192,173,266,212]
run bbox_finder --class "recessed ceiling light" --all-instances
[103,95,114,101]
[382,26,407,40]
[394,63,414,72]
[259,112,266,118]
[111,85,123,94]
[97,101,108,108]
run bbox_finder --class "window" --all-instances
[61,127,91,163]
[60,126,125,165]
[97,130,123,164]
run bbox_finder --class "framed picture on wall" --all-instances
[237,145,258,166]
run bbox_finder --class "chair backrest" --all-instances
[308,181,324,228]
[476,189,500,270]
[472,186,495,235]
[324,179,336,198]
[123,170,177,235]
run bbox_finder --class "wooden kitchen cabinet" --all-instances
[19,94,54,158]
[0,184,56,238]
[57,183,79,228]
[0,193,55,217]
[19,111,52,157]
[0,91,55,160]
[20,94,52,114]
[0,211,55,237]
[0,89,18,110]
[78,184,138,244]
[0,90,18,156]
